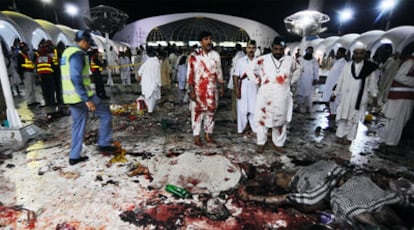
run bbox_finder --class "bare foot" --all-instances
[256,145,265,153]
[194,136,202,146]
[205,133,216,144]
[274,145,286,153]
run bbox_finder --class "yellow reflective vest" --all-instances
[60,47,94,104]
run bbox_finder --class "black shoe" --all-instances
[97,145,117,153]
[69,156,89,165]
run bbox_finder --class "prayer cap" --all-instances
[353,42,367,51]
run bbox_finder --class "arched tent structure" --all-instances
[2,11,50,51]
[56,25,76,43]
[325,33,360,57]
[285,41,301,56]
[369,26,414,55]
[397,33,414,55]
[91,34,106,53]
[0,12,26,50]
[35,19,72,48]
[113,12,277,49]
[348,30,385,55]
[314,36,340,58]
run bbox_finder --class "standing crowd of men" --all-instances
[1,29,413,161]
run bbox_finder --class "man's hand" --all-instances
[189,89,196,101]
[220,84,225,97]
[236,88,241,99]
[85,101,96,112]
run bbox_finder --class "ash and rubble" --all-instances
[1,83,414,229]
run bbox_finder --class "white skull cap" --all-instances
[353,41,367,50]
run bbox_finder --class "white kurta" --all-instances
[138,57,161,113]
[334,61,378,140]
[377,57,401,105]
[254,54,298,146]
[119,56,131,86]
[296,57,319,109]
[227,50,245,90]
[321,57,347,102]
[234,55,259,133]
[381,57,414,146]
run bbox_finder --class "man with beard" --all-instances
[333,43,378,145]
[295,46,319,113]
[233,40,259,137]
[254,37,300,153]
[187,31,224,146]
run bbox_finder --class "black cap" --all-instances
[74,30,96,46]
[198,31,212,41]
[272,36,286,47]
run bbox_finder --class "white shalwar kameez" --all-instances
[321,57,347,114]
[381,56,414,146]
[119,56,132,86]
[234,55,259,134]
[334,61,378,141]
[254,54,298,147]
[138,57,161,113]
[106,50,118,86]
[296,57,319,110]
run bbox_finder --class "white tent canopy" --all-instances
[0,12,25,51]
[325,33,360,56]
[2,11,50,50]
[369,25,414,54]
[35,19,72,47]
[348,30,385,55]
[113,12,278,49]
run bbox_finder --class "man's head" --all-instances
[353,42,366,63]
[271,36,285,60]
[246,40,257,58]
[336,47,346,59]
[304,46,314,59]
[19,42,29,52]
[74,30,95,51]
[198,31,213,52]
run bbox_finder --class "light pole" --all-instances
[379,0,398,30]
[65,3,79,28]
[40,0,51,20]
[337,8,353,35]
[40,0,59,24]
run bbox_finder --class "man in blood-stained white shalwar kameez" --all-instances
[136,52,162,114]
[187,31,224,146]
[333,44,378,144]
[233,40,259,136]
[254,37,300,153]
[381,53,414,146]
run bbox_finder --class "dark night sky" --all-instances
[1,0,414,42]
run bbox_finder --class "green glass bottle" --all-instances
[165,184,192,198]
